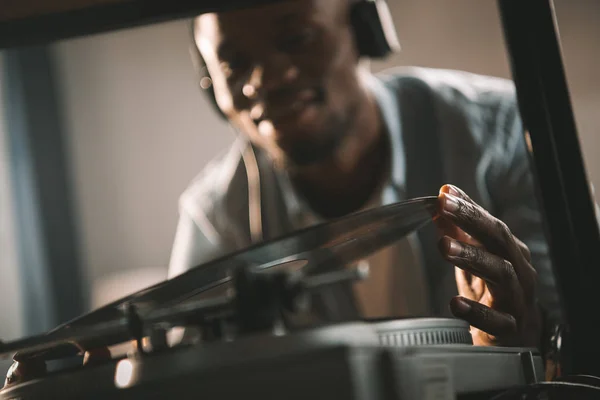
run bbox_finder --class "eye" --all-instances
[279,28,317,53]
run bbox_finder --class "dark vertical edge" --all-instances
[497,0,600,375]
[3,48,56,335]
[0,0,282,49]
[2,46,87,334]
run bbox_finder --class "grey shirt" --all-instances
[168,66,560,322]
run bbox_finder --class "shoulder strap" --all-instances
[398,78,453,316]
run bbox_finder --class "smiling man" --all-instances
[168,0,560,348]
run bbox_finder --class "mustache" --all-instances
[249,86,325,122]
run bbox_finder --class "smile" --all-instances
[251,87,325,127]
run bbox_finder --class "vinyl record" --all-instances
[1,196,438,362]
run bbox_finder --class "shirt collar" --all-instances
[362,71,406,193]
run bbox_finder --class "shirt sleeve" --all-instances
[167,202,230,279]
[484,98,563,322]
[165,196,239,345]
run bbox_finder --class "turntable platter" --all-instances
[0,195,549,400]
[1,197,437,362]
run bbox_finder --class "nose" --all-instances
[242,54,299,99]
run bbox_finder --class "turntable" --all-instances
[0,197,557,400]
[2,0,600,396]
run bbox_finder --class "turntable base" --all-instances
[0,200,544,399]
[1,318,543,400]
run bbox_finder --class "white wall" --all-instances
[53,20,234,308]
[51,1,599,310]
[371,0,600,187]
[0,52,25,372]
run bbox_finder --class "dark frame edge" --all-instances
[498,0,600,376]
[0,0,281,49]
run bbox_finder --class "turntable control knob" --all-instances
[372,318,473,347]
[3,358,47,388]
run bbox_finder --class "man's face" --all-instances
[195,0,363,167]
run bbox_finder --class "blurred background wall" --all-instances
[0,53,25,372]
[1,1,598,332]
[52,20,233,308]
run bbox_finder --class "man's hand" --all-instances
[435,184,542,347]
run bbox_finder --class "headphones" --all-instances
[189,0,400,119]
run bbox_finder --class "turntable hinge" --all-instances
[519,351,539,384]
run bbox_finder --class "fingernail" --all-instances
[453,298,472,315]
[447,185,460,197]
[444,193,460,213]
[447,239,462,256]
[440,184,460,196]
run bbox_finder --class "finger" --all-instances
[514,236,532,263]
[438,189,507,257]
[438,191,536,293]
[434,216,480,247]
[440,184,475,204]
[441,184,531,262]
[455,266,477,299]
[456,267,487,300]
[440,236,525,313]
[450,296,517,339]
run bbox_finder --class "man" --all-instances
[169,0,559,348]
[3,0,564,388]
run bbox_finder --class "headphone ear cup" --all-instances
[350,0,400,59]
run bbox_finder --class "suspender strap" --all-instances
[399,79,450,316]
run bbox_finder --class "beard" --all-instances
[275,99,359,171]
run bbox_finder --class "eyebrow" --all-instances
[213,10,308,59]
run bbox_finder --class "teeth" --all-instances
[255,89,318,123]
